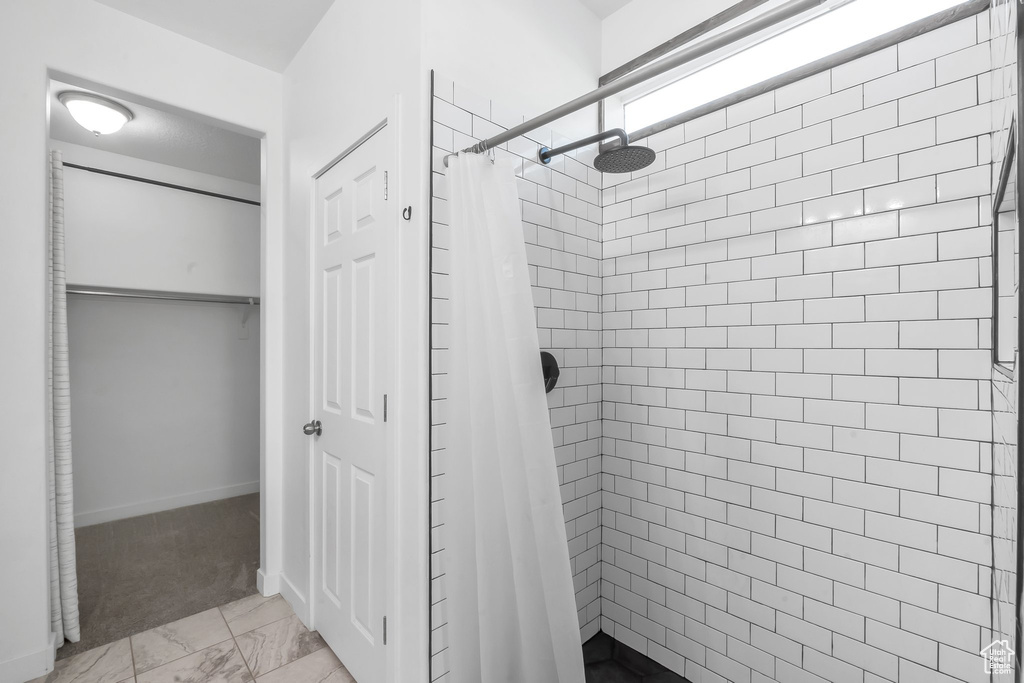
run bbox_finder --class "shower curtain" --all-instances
[445,152,585,683]
[47,150,80,645]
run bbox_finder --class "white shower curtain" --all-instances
[445,153,585,683]
[47,150,80,645]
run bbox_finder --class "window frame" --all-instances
[597,0,991,150]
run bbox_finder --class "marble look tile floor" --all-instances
[32,593,354,683]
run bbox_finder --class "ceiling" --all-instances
[93,0,336,72]
[579,0,634,19]
[49,80,262,184]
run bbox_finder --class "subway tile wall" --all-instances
[989,0,1019,655]
[429,75,604,681]
[598,13,1004,683]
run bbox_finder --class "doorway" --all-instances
[48,76,265,659]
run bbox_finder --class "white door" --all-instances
[311,125,390,683]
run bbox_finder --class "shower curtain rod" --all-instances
[443,0,829,167]
[67,286,260,306]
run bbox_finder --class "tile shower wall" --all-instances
[429,76,604,681]
[989,0,1019,652]
[599,13,1001,683]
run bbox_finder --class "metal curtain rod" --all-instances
[66,286,260,306]
[443,0,828,166]
[63,163,261,207]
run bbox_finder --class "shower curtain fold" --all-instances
[445,153,585,683]
[48,150,81,645]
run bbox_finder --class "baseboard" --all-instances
[279,573,309,627]
[74,481,260,527]
[0,632,55,683]
[257,569,280,597]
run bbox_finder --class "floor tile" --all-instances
[220,594,294,636]
[29,638,133,683]
[254,647,354,683]
[584,660,642,683]
[131,608,232,673]
[135,639,252,683]
[234,614,326,677]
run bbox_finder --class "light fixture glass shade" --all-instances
[58,92,133,135]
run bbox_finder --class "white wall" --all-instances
[599,15,997,681]
[68,296,260,526]
[280,3,428,682]
[60,146,261,297]
[0,2,283,681]
[601,0,744,74]
[422,0,602,138]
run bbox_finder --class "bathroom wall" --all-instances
[599,13,998,682]
[988,0,1019,651]
[429,75,604,681]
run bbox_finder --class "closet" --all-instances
[48,79,262,658]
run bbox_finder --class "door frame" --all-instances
[306,113,402,680]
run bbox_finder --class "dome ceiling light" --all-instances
[58,91,134,136]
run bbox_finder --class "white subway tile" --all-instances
[804,296,864,323]
[777,122,832,158]
[864,234,937,268]
[898,18,977,68]
[899,139,978,180]
[936,165,990,202]
[777,172,832,206]
[833,266,900,296]
[833,212,899,245]
[898,78,978,125]
[833,102,898,142]
[706,124,751,156]
[832,47,898,91]
[864,62,936,107]
[751,156,802,188]
[865,121,937,160]
[899,259,979,292]
[751,107,803,142]
[899,198,979,236]
[805,244,865,273]
[776,71,832,110]
[804,86,863,126]
[804,139,863,174]
[937,227,990,261]
[936,103,993,144]
[936,43,991,85]
[727,92,775,127]
[865,291,937,321]
[833,158,899,194]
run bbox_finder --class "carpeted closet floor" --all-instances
[57,493,260,660]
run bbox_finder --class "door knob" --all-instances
[303,420,322,437]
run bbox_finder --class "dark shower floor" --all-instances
[58,493,260,660]
[584,632,690,683]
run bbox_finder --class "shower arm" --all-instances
[539,129,628,165]
[442,0,830,168]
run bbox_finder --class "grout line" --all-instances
[218,606,259,682]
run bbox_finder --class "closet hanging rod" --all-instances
[442,0,828,167]
[63,163,260,207]
[66,286,260,306]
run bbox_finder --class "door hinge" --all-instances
[383,171,389,200]
[383,616,387,645]
[383,394,388,422]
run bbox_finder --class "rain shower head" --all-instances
[539,128,656,174]
[594,144,657,174]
